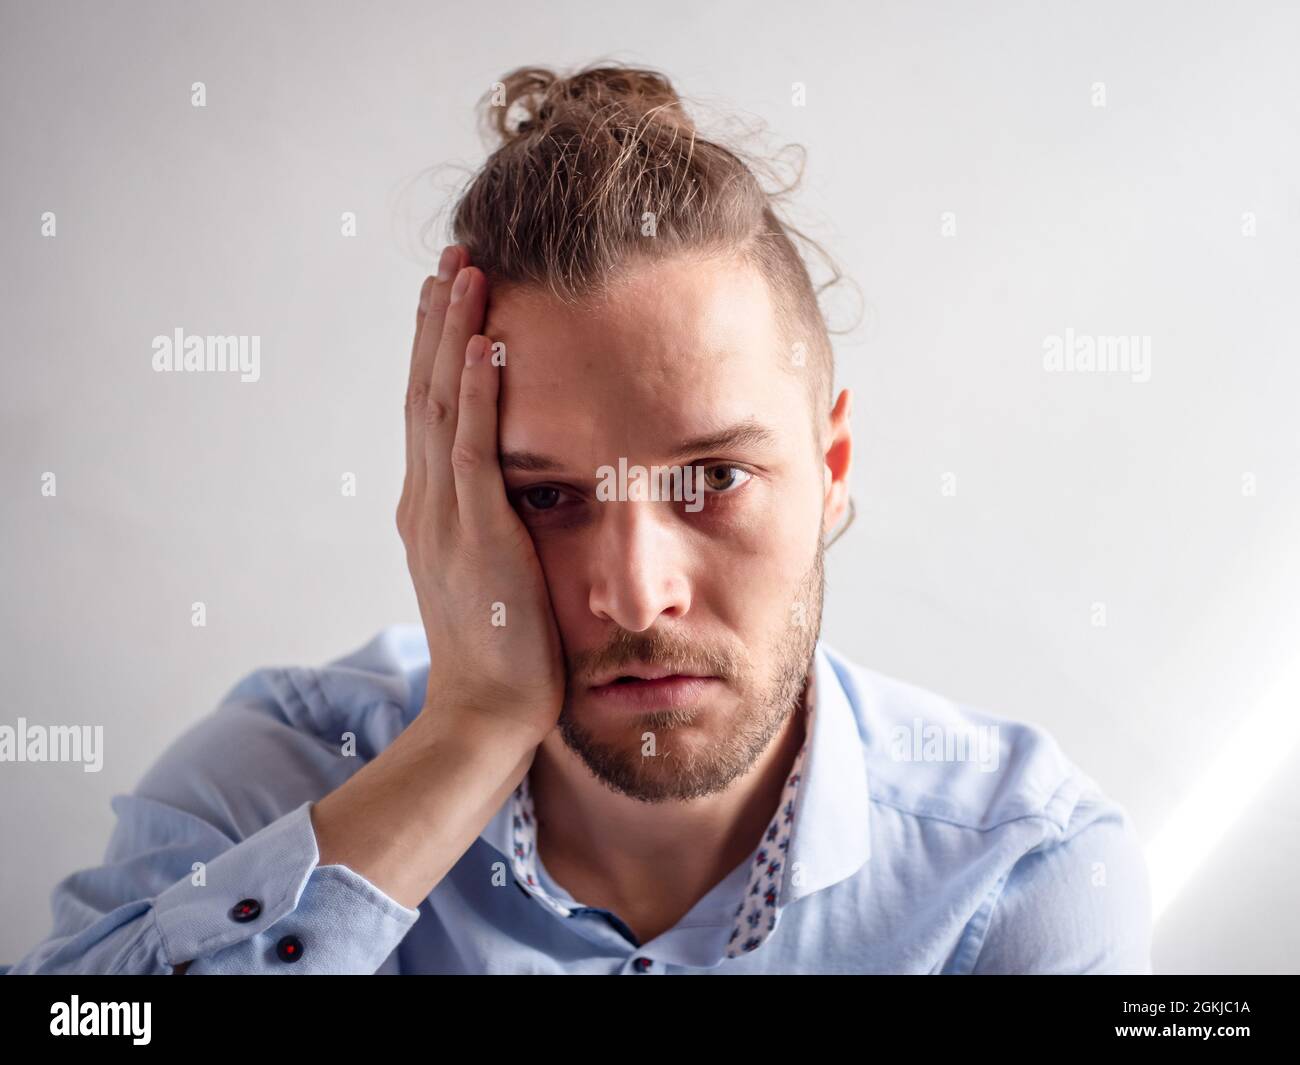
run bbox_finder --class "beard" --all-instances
[556,541,825,803]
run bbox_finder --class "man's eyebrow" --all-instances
[499,419,780,474]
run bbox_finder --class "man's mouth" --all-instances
[590,662,714,688]
[587,671,722,711]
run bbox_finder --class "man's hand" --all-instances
[305,249,567,912]
[398,245,566,744]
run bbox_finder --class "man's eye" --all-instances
[701,465,751,493]
[519,486,562,510]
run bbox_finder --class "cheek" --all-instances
[716,484,823,617]
[690,515,820,630]
[530,539,583,615]
[710,476,820,566]
[706,539,807,629]
[528,539,610,662]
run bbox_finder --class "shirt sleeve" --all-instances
[5,660,431,979]
[5,793,420,975]
[968,794,1154,974]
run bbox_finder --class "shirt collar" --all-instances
[782,640,873,904]
[478,640,871,955]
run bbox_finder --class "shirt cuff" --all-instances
[152,800,420,974]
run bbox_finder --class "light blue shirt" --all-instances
[4,625,1153,974]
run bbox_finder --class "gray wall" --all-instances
[1,0,1296,973]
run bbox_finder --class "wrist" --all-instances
[409,698,546,765]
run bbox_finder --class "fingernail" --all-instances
[466,334,485,365]
[418,275,433,313]
[450,267,471,304]
[437,245,458,282]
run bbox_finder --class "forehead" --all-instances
[483,255,800,459]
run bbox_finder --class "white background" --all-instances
[1,0,1297,973]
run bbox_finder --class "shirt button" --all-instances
[632,957,653,972]
[275,935,304,963]
[229,898,261,922]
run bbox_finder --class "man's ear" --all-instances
[822,388,853,542]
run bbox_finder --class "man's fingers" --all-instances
[408,246,462,398]
[451,333,508,538]
[422,263,486,512]
[431,265,487,436]
[405,246,465,516]
[404,274,434,482]
[412,274,433,362]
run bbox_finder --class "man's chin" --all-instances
[558,734,754,803]
[555,687,780,802]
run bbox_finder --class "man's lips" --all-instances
[590,673,711,690]
[589,665,715,688]
[587,674,723,711]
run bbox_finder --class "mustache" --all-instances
[572,631,738,685]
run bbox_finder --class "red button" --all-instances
[276,934,304,963]
[229,898,261,922]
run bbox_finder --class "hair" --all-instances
[442,61,849,442]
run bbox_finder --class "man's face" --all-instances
[484,253,833,803]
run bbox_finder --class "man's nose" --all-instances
[586,499,692,632]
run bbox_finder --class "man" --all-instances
[6,246,1152,975]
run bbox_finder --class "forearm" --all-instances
[309,703,539,910]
